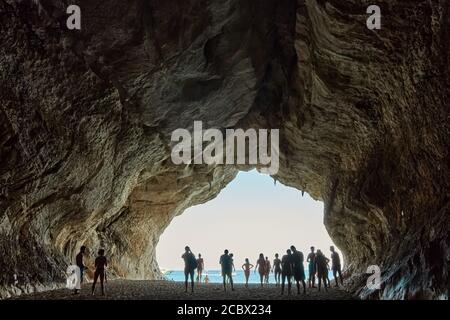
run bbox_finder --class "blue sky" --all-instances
[157,170,340,270]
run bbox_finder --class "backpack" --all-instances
[187,253,198,270]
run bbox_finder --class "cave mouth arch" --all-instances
[156,170,342,283]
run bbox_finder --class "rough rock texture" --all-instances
[0,0,448,299]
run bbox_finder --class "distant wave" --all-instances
[160,269,172,275]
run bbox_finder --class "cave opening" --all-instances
[156,170,342,283]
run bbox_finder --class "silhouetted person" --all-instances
[227,253,236,284]
[307,246,316,288]
[229,253,236,272]
[325,259,331,287]
[91,249,107,296]
[330,246,343,287]
[74,246,87,294]
[272,253,282,286]
[182,246,197,293]
[264,256,271,284]
[281,249,293,295]
[204,274,209,284]
[254,253,266,287]
[290,245,306,294]
[242,258,254,288]
[219,250,234,291]
[196,254,204,282]
[315,250,329,292]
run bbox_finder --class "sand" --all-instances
[10,280,356,300]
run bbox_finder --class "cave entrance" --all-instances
[156,170,342,283]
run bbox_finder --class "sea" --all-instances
[163,269,336,284]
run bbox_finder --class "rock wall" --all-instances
[0,0,448,299]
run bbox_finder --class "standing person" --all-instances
[254,253,266,287]
[281,249,293,295]
[181,246,197,293]
[307,246,317,288]
[315,250,329,292]
[264,257,271,284]
[229,253,236,272]
[91,249,107,296]
[204,274,209,284]
[74,246,87,294]
[227,253,236,284]
[196,254,204,283]
[242,258,254,288]
[325,258,331,287]
[330,246,344,287]
[219,250,234,291]
[290,245,306,294]
[272,254,282,286]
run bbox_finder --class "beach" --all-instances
[11,280,356,300]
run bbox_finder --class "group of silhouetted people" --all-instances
[306,246,344,291]
[70,244,343,296]
[181,245,344,295]
[73,246,108,296]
